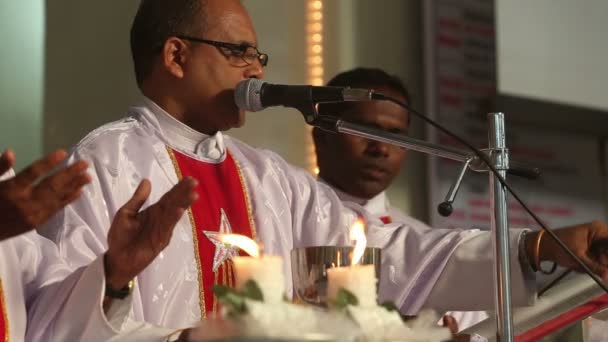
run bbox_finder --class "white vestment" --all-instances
[0,232,183,342]
[328,186,491,331]
[38,98,536,330]
[0,171,177,341]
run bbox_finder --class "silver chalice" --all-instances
[291,246,381,307]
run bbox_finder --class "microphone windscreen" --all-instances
[235,79,265,112]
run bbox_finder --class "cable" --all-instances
[372,92,608,294]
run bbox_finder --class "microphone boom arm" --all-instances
[311,114,540,179]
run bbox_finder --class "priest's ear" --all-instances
[161,37,190,80]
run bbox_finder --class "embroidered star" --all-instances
[203,208,239,272]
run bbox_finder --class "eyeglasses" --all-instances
[176,35,268,67]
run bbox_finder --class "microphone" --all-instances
[234,78,375,112]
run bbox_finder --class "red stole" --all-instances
[167,148,256,318]
[0,279,8,341]
[380,216,392,224]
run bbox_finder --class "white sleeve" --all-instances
[423,230,537,311]
[25,251,177,342]
[276,155,536,314]
[38,148,126,270]
[368,223,536,313]
[263,153,360,249]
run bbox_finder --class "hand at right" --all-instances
[529,221,608,280]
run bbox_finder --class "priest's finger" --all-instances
[35,159,89,195]
[32,160,90,202]
[14,150,68,187]
[31,172,91,225]
[0,149,16,177]
[150,178,198,229]
[120,179,152,214]
[159,177,198,207]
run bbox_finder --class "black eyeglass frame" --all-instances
[175,35,268,67]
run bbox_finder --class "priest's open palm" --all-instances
[0,149,90,241]
[104,177,198,289]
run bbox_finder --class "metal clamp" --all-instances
[438,157,473,217]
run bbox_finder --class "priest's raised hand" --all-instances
[104,177,199,292]
[0,148,91,241]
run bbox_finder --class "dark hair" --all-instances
[317,67,410,120]
[130,0,206,86]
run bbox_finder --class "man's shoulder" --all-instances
[68,113,161,173]
[225,135,287,165]
[389,206,433,230]
[225,136,313,183]
[74,115,145,152]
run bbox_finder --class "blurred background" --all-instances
[1,0,607,227]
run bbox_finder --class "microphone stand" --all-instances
[309,111,533,342]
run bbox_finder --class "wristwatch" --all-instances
[105,279,135,299]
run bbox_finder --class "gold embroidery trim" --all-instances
[222,262,227,292]
[213,265,218,314]
[0,279,8,342]
[229,150,258,241]
[165,147,207,319]
[228,260,234,288]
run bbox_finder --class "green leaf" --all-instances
[380,301,399,312]
[333,288,358,310]
[211,281,264,315]
[380,300,416,322]
[213,285,247,314]
[240,279,264,301]
[212,284,233,298]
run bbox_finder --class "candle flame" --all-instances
[219,234,260,258]
[350,219,367,265]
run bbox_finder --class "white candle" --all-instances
[233,255,285,303]
[327,264,377,307]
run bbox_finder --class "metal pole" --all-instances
[336,120,471,162]
[488,113,514,341]
[333,120,540,177]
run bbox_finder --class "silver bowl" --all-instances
[291,246,381,307]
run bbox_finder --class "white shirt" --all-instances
[38,98,536,330]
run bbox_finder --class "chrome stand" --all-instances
[488,113,513,342]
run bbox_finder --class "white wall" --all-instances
[497,0,608,111]
[0,1,44,169]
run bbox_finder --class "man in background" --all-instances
[314,67,487,331]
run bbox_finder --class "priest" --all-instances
[38,0,608,331]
